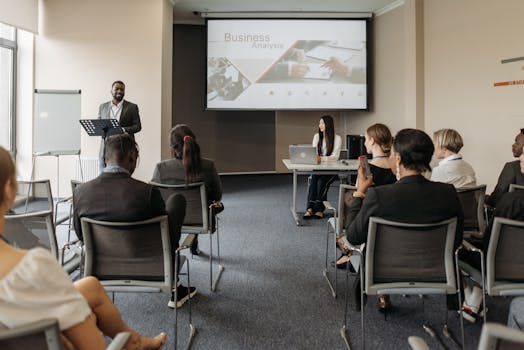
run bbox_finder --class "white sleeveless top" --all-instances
[0,248,91,330]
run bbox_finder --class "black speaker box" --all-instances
[346,135,366,159]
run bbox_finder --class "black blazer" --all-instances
[98,100,142,139]
[347,175,464,250]
[485,160,524,207]
[73,172,165,241]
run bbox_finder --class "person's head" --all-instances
[169,124,201,183]
[520,148,524,175]
[365,123,393,155]
[389,129,434,177]
[432,128,464,159]
[318,115,335,156]
[0,147,17,215]
[111,80,125,103]
[103,134,139,174]
[512,129,524,158]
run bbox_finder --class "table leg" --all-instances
[290,170,300,226]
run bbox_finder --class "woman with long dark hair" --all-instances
[304,115,342,219]
[152,124,223,254]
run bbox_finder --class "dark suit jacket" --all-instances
[73,172,165,241]
[151,158,222,203]
[98,100,141,138]
[485,160,524,207]
[346,175,464,250]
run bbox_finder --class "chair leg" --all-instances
[360,262,365,350]
[323,221,337,297]
[210,230,225,292]
[340,262,352,350]
[184,255,197,350]
[480,252,487,325]
[455,252,466,349]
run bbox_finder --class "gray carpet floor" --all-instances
[72,174,513,350]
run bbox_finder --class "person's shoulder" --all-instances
[124,100,138,108]
[201,158,217,167]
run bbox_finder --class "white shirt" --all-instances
[110,99,124,120]
[431,154,477,188]
[312,133,342,161]
[0,248,91,330]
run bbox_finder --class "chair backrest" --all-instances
[150,182,209,234]
[509,184,524,193]
[81,215,172,292]
[486,217,524,296]
[338,184,357,235]
[0,318,63,350]
[11,180,54,216]
[365,217,457,295]
[4,210,58,259]
[478,322,524,350]
[456,185,487,234]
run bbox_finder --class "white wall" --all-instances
[31,0,173,196]
[424,0,524,191]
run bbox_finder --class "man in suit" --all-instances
[485,128,524,208]
[74,134,196,309]
[98,81,141,171]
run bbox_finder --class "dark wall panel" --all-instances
[173,24,275,173]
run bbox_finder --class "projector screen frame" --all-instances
[205,17,372,112]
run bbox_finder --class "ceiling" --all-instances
[173,0,402,23]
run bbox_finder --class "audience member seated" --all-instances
[152,124,223,255]
[337,123,396,269]
[460,150,524,322]
[431,128,476,188]
[0,146,166,350]
[339,128,464,312]
[73,134,195,309]
[485,128,524,207]
[304,115,342,219]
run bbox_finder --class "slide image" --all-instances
[207,57,251,101]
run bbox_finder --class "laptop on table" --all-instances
[289,145,318,165]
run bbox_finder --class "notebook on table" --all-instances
[289,145,318,164]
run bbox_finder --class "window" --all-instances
[0,22,16,153]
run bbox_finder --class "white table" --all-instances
[282,159,359,225]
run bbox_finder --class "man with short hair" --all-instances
[74,134,196,309]
[485,128,524,207]
[98,80,141,171]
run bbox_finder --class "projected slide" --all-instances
[207,19,368,110]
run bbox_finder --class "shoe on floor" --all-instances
[314,211,324,219]
[459,303,482,323]
[377,294,392,313]
[303,209,314,219]
[168,285,197,309]
[190,238,200,255]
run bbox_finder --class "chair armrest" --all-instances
[407,336,431,350]
[176,234,196,253]
[106,332,131,350]
[462,240,483,254]
[323,201,336,212]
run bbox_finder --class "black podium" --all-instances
[79,119,124,139]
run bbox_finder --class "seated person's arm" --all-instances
[486,162,514,207]
[346,188,379,245]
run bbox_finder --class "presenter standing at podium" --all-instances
[98,80,142,171]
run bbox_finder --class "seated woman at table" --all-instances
[304,115,342,219]
[431,128,476,188]
[340,128,463,312]
[0,146,166,350]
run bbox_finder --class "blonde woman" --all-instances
[431,128,476,188]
